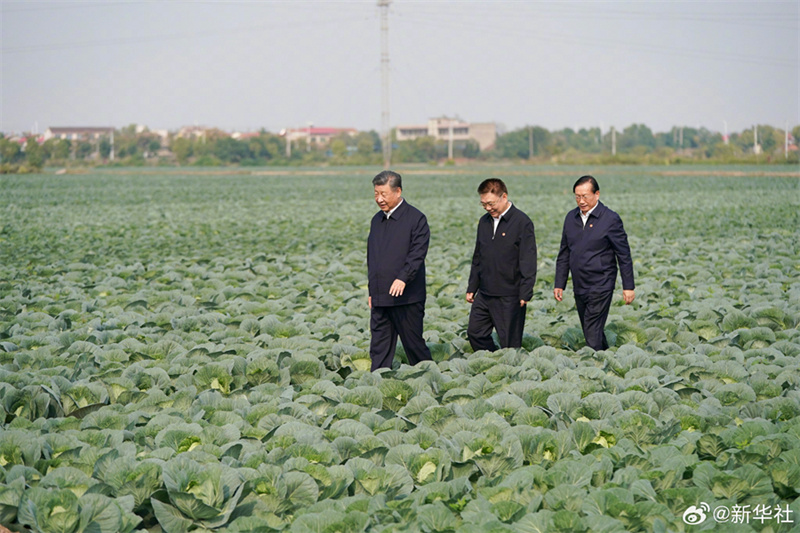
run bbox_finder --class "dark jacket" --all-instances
[368,200,429,307]
[467,204,538,301]
[554,201,635,295]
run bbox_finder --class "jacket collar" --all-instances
[380,198,408,220]
[483,203,518,223]
[573,201,606,220]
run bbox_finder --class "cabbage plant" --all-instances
[150,456,245,533]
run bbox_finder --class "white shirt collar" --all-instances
[492,201,512,236]
[494,201,512,221]
[386,198,404,218]
[580,203,598,225]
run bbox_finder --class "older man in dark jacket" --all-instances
[466,178,537,351]
[368,170,432,370]
[554,175,635,351]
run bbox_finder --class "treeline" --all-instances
[1,123,797,173]
[491,124,799,165]
[170,129,385,167]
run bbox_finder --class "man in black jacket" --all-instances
[368,170,432,370]
[466,178,537,351]
[554,175,635,351]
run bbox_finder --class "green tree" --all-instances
[0,136,22,163]
[25,137,44,169]
[41,138,59,160]
[213,137,249,163]
[463,139,480,158]
[116,138,138,158]
[330,138,348,158]
[54,139,71,160]
[736,129,756,153]
[619,124,655,152]
[495,126,549,159]
[248,137,269,160]
[356,132,376,157]
[262,134,285,161]
[394,136,436,162]
[147,138,161,155]
[709,142,738,160]
[76,141,93,159]
[99,138,112,159]
[370,130,383,156]
[495,129,527,159]
[172,137,193,164]
[754,125,782,154]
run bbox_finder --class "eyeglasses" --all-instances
[480,200,501,208]
[575,194,596,201]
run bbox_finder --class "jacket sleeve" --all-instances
[554,218,570,290]
[467,223,481,294]
[397,213,429,283]
[518,218,537,301]
[609,213,635,290]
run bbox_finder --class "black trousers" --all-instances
[575,290,614,351]
[467,293,526,352]
[370,302,432,370]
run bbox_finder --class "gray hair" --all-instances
[372,170,402,190]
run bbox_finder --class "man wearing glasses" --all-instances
[554,175,635,351]
[466,178,537,351]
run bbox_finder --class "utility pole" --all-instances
[379,0,391,169]
[723,120,729,145]
[448,119,454,160]
[109,129,115,161]
[285,131,291,158]
[754,125,760,162]
[611,127,616,156]
[528,126,533,160]
[786,122,789,159]
[754,125,758,153]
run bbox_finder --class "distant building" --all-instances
[231,131,262,140]
[177,125,217,139]
[43,127,113,141]
[279,127,357,147]
[396,117,497,151]
[149,128,170,144]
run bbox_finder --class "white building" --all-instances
[279,127,358,147]
[395,117,497,151]
[43,127,114,141]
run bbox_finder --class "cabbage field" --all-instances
[1,165,799,533]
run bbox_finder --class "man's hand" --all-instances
[466,292,475,303]
[553,288,563,302]
[389,279,406,297]
[623,290,635,305]
[368,296,372,308]
[520,300,527,307]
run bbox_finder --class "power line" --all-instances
[1,1,378,13]
[400,3,798,31]
[1,14,371,54]
[379,0,391,168]
[393,12,797,69]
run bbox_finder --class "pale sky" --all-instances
[1,0,797,136]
